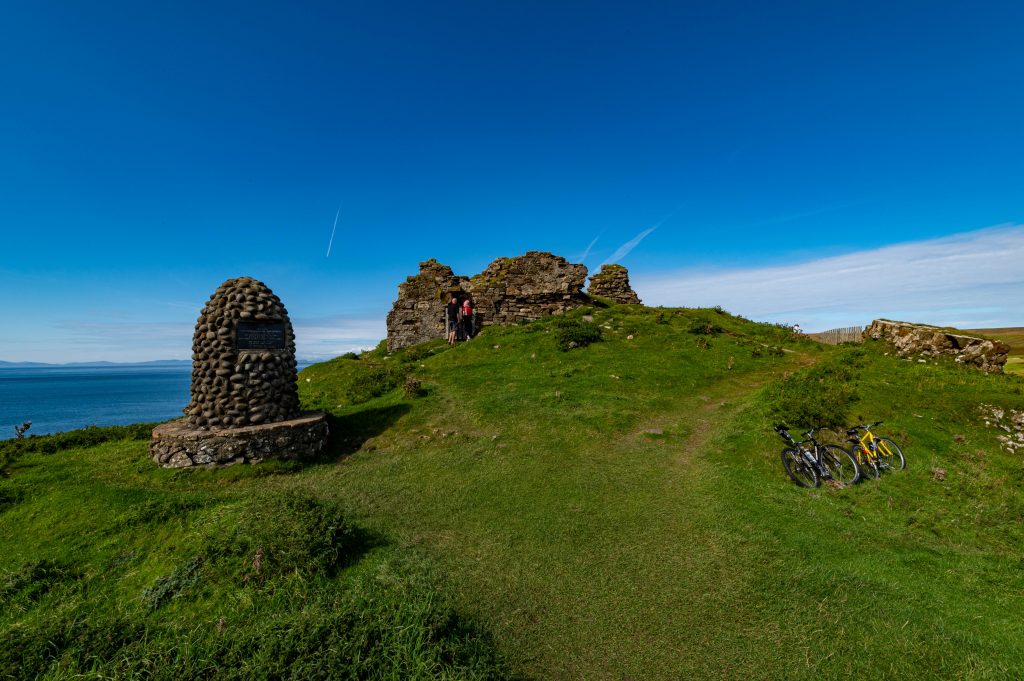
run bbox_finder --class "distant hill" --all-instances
[965,327,1024,354]
[0,359,192,369]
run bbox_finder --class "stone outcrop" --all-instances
[150,276,327,468]
[385,252,589,351]
[864,320,1010,373]
[587,264,640,304]
[185,277,300,428]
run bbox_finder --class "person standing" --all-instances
[446,296,460,345]
[460,297,474,340]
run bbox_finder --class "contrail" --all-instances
[605,225,658,264]
[579,236,600,262]
[602,204,683,265]
[326,205,341,258]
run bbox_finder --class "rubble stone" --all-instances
[587,264,640,304]
[864,320,1009,373]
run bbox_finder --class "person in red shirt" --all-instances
[460,298,474,340]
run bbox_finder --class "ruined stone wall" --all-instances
[864,319,1010,373]
[186,277,300,428]
[468,251,589,327]
[385,252,589,351]
[385,259,469,351]
[587,264,640,304]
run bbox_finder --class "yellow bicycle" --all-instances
[846,422,905,479]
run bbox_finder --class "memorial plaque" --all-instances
[236,320,286,350]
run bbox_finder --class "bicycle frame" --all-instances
[851,426,896,468]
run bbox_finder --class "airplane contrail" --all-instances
[579,236,600,262]
[602,205,682,265]
[326,205,341,258]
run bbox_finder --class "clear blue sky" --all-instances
[2,0,1022,361]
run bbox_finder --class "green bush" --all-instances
[347,366,407,404]
[223,492,357,580]
[764,354,860,429]
[553,317,603,351]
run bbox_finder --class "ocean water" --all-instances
[0,365,192,440]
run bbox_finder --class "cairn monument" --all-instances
[150,277,328,468]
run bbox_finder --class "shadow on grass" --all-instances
[310,403,412,464]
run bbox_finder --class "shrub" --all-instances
[347,366,407,404]
[765,356,860,429]
[403,375,423,398]
[340,351,360,360]
[553,317,603,351]
[218,492,358,581]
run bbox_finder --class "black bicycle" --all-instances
[774,425,861,488]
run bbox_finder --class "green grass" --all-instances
[3,305,1024,679]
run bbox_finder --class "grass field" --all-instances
[3,307,1024,679]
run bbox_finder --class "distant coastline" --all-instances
[0,359,192,369]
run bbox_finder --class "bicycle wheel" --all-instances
[877,438,906,471]
[856,448,880,481]
[782,448,820,488]
[820,445,860,485]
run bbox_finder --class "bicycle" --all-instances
[774,425,861,488]
[846,422,905,479]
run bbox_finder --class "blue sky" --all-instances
[2,0,1022,362]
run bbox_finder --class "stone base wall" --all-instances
[150,412,328,468]
[864,320,1010,373]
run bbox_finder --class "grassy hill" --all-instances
[2,305,1023,679]
[967,327,1024,375]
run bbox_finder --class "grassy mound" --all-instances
[3,304,1023,679]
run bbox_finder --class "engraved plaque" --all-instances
[236,321,286,350]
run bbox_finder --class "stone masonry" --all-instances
[587,264,641,304]
[386,252,590,351]
[864,319,1010,373]
[385,260,470,352]
[150,276,326,468]
[184,276,301,428]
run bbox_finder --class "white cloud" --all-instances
[634,224,1024,331]
[291,314,385,360]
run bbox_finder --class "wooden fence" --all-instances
[807,326,864,345]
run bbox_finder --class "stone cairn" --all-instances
[864,319,1010,373]
[587,264,641,304]
[185,277,300,428]
[150,277,327,468]
[386,251,590,351]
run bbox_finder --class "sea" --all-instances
[0,364,193,440]
[0,362,318,440]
